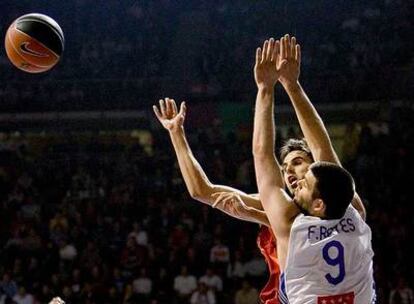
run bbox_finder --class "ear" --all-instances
[312,198,326,215]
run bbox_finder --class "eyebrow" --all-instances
[282,156,304,168]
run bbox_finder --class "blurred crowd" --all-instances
[0,103,413,303]
[0,0,413,111]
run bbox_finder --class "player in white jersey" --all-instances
[250,36,376,303]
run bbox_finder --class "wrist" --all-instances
[168,126,185,136]
[282,80,301,92]
[257,85,274,94]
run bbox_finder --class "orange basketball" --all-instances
[4,13,64,73]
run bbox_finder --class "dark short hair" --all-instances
[280,138,313,162]
[310,162,355,219]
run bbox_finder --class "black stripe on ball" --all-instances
[16,19,64,55]
[19,14,64,42]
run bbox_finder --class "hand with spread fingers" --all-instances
[153,97,186,133]
[278,34,301,88]
[211,192,254,219]
[254,37,287,90]
[49,297,65,304]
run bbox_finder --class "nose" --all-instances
[286,163,295,174]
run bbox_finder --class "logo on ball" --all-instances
[19,42,49,57]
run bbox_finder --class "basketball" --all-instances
[4,13,64,73]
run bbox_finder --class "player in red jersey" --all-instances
[154,98,315,303]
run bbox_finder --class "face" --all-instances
[282,150,313,194]
[293,170,323,216]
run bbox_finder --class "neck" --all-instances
[293,198,309,215]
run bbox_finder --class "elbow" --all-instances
[188,183,212,201]
[188,187,202,200]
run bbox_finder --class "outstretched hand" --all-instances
[211,192,252,218]
[278,34,301,88]
[254,38,287,89]
[153,98,186,133]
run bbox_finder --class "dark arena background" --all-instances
[0,1,413,304]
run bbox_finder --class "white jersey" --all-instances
[281,205,376,304]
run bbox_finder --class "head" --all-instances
[198,281,208,293]
[2,273,11,282]
[180,265,188,276]
[206,267,214,277]
[18,286,26,296]
[242,279,252,290]
[293,162,355,219]
[280,139,313,194]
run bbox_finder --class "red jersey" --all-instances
[257,225,280,304]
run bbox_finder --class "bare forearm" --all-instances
[169,128,264,210]
[169,128,214,203]
[252,86,296,237]
[284,81,339,163]
[252,87,285,195]
[252,87,276,156]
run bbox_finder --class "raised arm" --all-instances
[252,38,299,241]
[279,35,366,219]
[153,98,269,226]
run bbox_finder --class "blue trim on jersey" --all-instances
[279,272,289,304]
[372,278,377,303]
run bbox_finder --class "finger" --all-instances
[279,36,284,59]
[211,192,222,198]
[178,101,186,117]
[178,102,186,124]
[296,44,301,67]
[212,192,226,208]
[273,40,280,60]
[153,105,162,120]
[159,99,166,116]
[280,37,286,60]
[219,193,233,204]
[291,36,296,59]
[212,200,221,208]
[271,40,280,62]
[213,195,226,208]
[284,34,290,59]
[267,38,275,61]
[166,98,173,116]
[171,99,178,116]
[216,193,233,206]
[256,47,262,66]
[262,40,269,63]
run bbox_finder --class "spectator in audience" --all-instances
[190,281,216,304]
[12,287,34,304]
[227,250,245,282]
[0,273,18,299]
[234,280,259,304]
[128,222,149,247]
[199,267,223,293]
[173,266,197,304]
[389,277,414,304]
[132,268,152,303]
[243,251,267,280]
[209,238,230,269]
